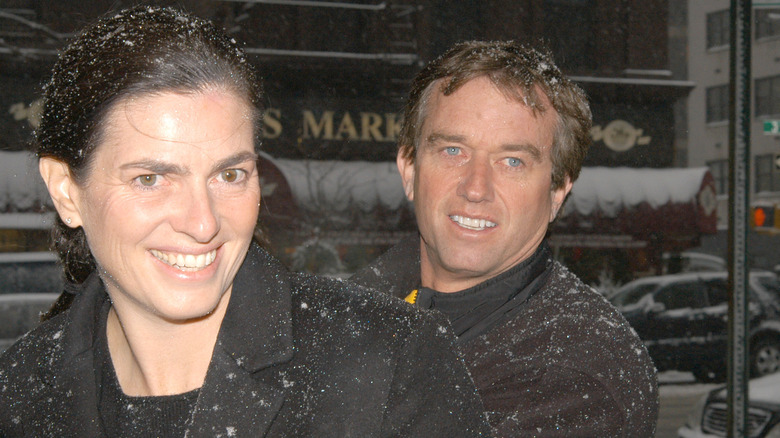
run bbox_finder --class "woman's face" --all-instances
[69,89,260,323]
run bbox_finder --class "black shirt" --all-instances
[94,302,198,438]
[414,243,551,343]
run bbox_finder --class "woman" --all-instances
[0,7,489,437]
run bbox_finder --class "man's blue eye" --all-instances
[445,147,460,155]
[507,158,522,167]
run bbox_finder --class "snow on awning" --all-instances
[0,151,51,214]
[557,166,718,239]
[565,167,712,218]
[267,155,407,214]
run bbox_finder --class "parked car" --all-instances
[678,371,780,438]
[0,251,63,294]
[662,251,727,275]
[610,271,780,383]
[0,293,59,353]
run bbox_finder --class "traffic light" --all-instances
[752,205,778,231]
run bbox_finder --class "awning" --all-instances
[552,167,718,247]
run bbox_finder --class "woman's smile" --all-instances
[150,249,218,271]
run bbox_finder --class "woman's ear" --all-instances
[39,157,83,228]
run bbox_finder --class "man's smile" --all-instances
[449,215,497,231]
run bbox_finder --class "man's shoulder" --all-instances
[465,260,659,436]
[467,257,655,387]
[536,260,624,321]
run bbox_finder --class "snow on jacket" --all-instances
[350,235,659,437]
[0,244,491,437]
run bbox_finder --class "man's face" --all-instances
[397,76,572,292]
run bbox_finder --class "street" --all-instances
[656,372,719,437]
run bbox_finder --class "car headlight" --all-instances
[683,393,709,431]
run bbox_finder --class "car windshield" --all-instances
[756,275,780,299]
[611,282,660,308]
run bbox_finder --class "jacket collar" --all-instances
[42,243,295,436]
[216,243,294,371]
[191,243,294,436]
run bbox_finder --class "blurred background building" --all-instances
[0,0,777,284]
[685,0,780,272]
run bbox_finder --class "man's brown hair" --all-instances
[398,40,592,190]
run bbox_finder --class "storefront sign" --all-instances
[590,119,651,152]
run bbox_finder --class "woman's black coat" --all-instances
[0,245,490,437]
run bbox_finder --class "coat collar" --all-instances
[42,243,295,437]
[215,243,295,371]
[190,244,294,436]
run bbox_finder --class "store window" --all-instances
[755,154,780,193]
[542,0,596,71]
[756,74,780,117]
[708,159,729,195]
[707,9,730,49]
[706,84,729,123]
[755,8,780,40]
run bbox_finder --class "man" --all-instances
[351,41,658,437]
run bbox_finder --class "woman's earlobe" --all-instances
[39,157,83,228]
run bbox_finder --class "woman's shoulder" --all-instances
[290,273,449,333]
[0,312,66,388]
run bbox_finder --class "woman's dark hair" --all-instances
[35,6,263,285]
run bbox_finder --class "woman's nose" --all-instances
[170,184,219,243]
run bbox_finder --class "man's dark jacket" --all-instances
[0,244,490,437]
[351,236,659,437]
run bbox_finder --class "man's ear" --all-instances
[550,175,573,222]
[396,148,415,202]
[39,157,84,228]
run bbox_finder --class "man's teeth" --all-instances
[151,249,216,271]
[450,215,497,230]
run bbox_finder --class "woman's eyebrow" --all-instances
[120,159,187,175]
[117,151,258,175]
[210,151,259,173]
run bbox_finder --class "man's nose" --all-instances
[170,184,219,243]
[457,158,494,203]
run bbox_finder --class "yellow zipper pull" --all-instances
[404,289,418,304]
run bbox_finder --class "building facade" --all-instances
[687,1,780,229]
[1,0,705,278]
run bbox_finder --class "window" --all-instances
[755,8,780,40]
[757,275,780,298]
[707,9,730,48]
[542,0,596,71]
[705,279,728,307]
[708,159,728,195]
[706,84,729,123]
[755,154,780,192]
[755,75,780,117]
[655,281,706,310]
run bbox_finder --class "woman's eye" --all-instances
[219,169,244,183]
[445,147,460,156]
[137,175,158,186]
[506,157,523,167]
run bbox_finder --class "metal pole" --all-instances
[727,0,751,436]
